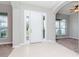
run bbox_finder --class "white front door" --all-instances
[29,11,43,43]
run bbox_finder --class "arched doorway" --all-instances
[0,1,13,57]
[55,1,79,53]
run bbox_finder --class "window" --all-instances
[0,13,8,38]
[56,19,66,35]
[43,16,45,38]
[26,15,30,40]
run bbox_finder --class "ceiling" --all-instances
[58,1,79,15]
[20,1,61,9]
[0,1,64,11]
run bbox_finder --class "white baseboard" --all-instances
[0,42,12,45]
[68,36,79,40]
[42,39,56,43]
[13,43,26,48]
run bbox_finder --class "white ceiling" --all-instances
[0,1,63,9]
[1,1,77,15]
[58,1,79,15]
[19,1,61,9]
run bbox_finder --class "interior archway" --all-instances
[0,1,13,57]
[53,1,71,15]
[55,1,79,53]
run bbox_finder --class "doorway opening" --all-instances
[0,2,13,57]
[55,1,79,53]
[24,10,47,44]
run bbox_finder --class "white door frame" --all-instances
[24,10,48,44]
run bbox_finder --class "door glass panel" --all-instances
[43,16,45,38]
[26,16,29,40]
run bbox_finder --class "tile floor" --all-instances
[9,42,79,57]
